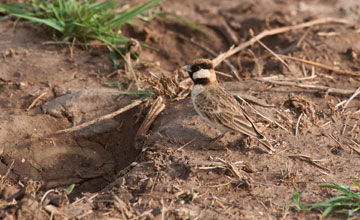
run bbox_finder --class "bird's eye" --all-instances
[191,66,200,72]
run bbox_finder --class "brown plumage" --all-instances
[182,58,275,153]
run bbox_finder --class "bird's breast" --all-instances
[191,84,205,100]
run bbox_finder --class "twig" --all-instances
[213,17,349,66]
[40,189,55,205]
[279,55,359,77]
[296,27,312,48]
[26,92,47,111]
[218,18,239,45]
[256,78,357,95]
[215,70,233,78]
[113,194,133,219]
[175,139,195,152]
[253,181,283,188]
[50,99,145,136]
[235,95,289,132]
[134,96,165,149]
[150,172,159,193]
[128,209,153,220]
[327,134,345,150]
[215,158,243,179]
[351,122,358,132]
[234,93,275,107]
[341,118,348,135]
[343,87,360,109]
[288,154,330,172]
[197,159,244,173]
[249,29,296,74]
[295,113,304,137]
[248,49,264,76]
[178,34,240,80]
[209,180,233,188]
[72,193,99,205]
[161,199,166,220]
[212,196,243,209]
[336,100,347,109]
[69,37,76,59]
[0,159,15,186]
[148,71,161,80]
[348,140,360,155]
[257,74,317,82]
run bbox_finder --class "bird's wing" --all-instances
[194,86,263,139]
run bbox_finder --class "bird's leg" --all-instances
[208,133,226,143]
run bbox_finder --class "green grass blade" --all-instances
[106,0,162,28]
[65,184,75,195]
[0,3,33,15]
[163,12,214,37]
[322,206,333,217]
[118,90,153,101]
[109,51,119,69]
[291,182,360,218]
[118,90,153,95]
[12,13,64,32]
[104,81,122,89]
[49,4,65,26]
[353,181,360,189]
[117,49,140,90]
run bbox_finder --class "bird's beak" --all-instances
[182,65,191,73]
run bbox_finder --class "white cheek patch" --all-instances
[192,69,212,80]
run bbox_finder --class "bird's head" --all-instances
[182,58,217,85]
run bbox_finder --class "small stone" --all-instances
[14,71,23,77]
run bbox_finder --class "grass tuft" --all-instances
[291,181,360,218]
[0,0,161,62]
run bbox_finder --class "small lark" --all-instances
[182,58,275,153]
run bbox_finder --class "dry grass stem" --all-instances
[235,93,275,107]
[26,92,47,111]
[135,96,165,149]
[215,70,233,78]
[213,17,348,66]
[327,134,345,150]
[253,181,283,188]
[279,55,360,77]
[256,78,357,95]
[336,100,347,109]
[0,159,15,187]
[288,154,330,172]
[348,140,360,155]
[219,18,239,45]
[215,158,243,179]
[128,209,153,220]
[248,49,264,76]
[343,87,360,109]
[295,113,304,137]
[257,74,317,82]
[175,139,195,152]
[40,189,55,205]
[249,29,296,74]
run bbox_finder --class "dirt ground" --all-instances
[1,0,360,219]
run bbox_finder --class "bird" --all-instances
[182,58,275,153]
